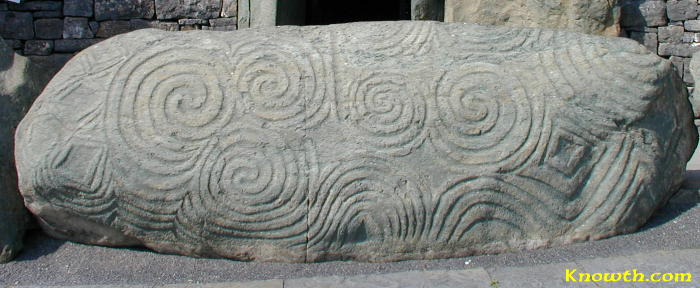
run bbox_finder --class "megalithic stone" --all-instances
[14,21,697,262]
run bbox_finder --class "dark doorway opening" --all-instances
[277,0,412,26]
[306,0,411,25]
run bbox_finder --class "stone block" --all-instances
[34,18,63,39]
[670,56,686,78]
[155,0,222,20]
[445,0,620,35]
[64,0,93,17]
[209,18,237,27]
[667,0,698,21]
[210,25,237,31]
[156,21,179,31]
[683,32,696,43]
[0,12,34,40]
[14,23,698,262]
[8,1,61,11]
[689,51,700,115]
[54,38,102,52]
[659,42,694,56]
[23,39,53,55]
[629,31,658,52]
[96,20,132,38]
[658,25,685,43]
[685,19,700,32]
[95,0,155,21]
[621,0,667,27]
[33,10,61,18]
[684,57,694,84]
[63,17,93,39]
[222,0,237,18]
[130,19,157,30]
[4,39,23,49]
[178,18,208,25]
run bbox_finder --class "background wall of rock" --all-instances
[0,0,238,57]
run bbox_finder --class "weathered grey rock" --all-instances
[95,0,155,21]
[0,38,36,263]
[689,52,700,117]
[23,39,53,55]
[15,22,697,262]
[34,18,63,39]
[658,25,685,43]
[63,0,93,17]
[221,0,237,18]
[659,43,696,57]
[63,17,93,39]
[33,10,62,18]
[155,0,221,20]
[666,0,698,21]
[685,20,700,32]
[8,1,61,11]
[444,0,621,36]
[54,39,102,53]
[0,11,34,40]
[628,31,658,52]
[96,20,132,38]
[621,0,667,27]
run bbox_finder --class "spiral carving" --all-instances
[196,128,309,240]
[432,63,541,170]
[231,36,329,127]
[345,72,427,155]
[106,45,236,182]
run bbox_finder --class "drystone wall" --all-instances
[0,0,698,91]
[0,0,237,56]
[622,0,700,91]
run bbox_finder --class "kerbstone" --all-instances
[14,23,698,262]
[445,0,620,36]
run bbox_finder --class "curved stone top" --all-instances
[14,21,697,262]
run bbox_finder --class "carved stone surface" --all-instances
[445,0,621,36]
[15,22,697,262]
[1,37,37,263]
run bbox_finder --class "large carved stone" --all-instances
[445,0,621,36]
[15,22,697,262]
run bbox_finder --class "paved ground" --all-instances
[2,148,699,288]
